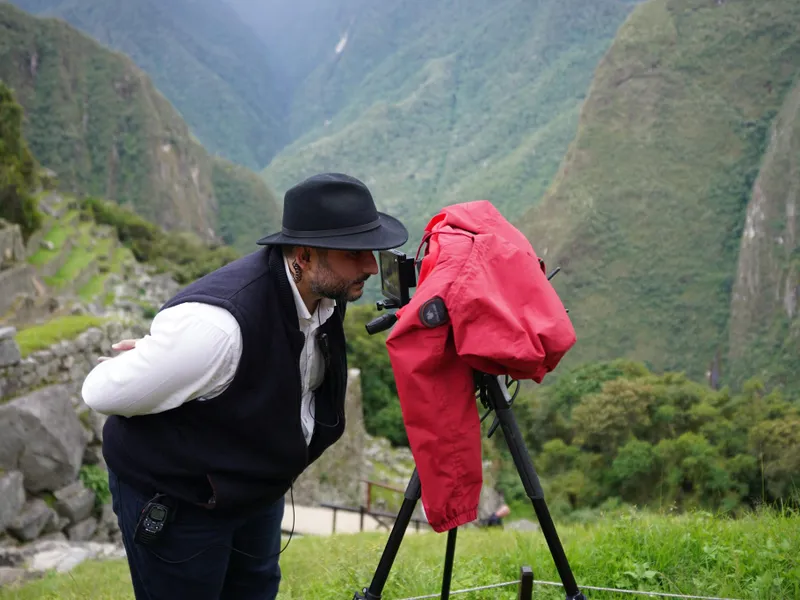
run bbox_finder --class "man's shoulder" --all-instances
[157,302,241,337]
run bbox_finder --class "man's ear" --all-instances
[295,247,312,270]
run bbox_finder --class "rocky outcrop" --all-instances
[728,78,800,387]
[0,539,126,587]
[0,321,147,588]
[0,219,52,326]
[97,263,181,321]
[291,368,369,507]
[0,327,21,369]
[0,264,39,319]
[0,385,90,492]
[0,220,26,269]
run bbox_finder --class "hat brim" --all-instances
[256,211,409,251]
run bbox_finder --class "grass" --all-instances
[27,200,134,304]
[77,244,136,305]
[15,314,106,357]
[44,248,94,289]
[77,273,110,303]
[26,210,79,267]
[43,222,107,290]
[1,508,797,599]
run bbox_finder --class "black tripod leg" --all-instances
[354,468,422,600]
[485,376,586,600]
[440,527,457,599]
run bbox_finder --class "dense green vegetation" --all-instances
[518,0,800,393]
[11,0,289,169]
[211,157,282,252]
[343,304,406,446]
[343,305,800,520]
[0,80,41,239]
[0,2,281,250]
[3,508,797,599]
[0,2,214,235]
[2,75,242,303]
[497,360,800,521]
[262,0,641,249]
[81,196,240,285]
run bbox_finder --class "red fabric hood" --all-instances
[385,200,576,532]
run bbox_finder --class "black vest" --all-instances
[101,245,348,514]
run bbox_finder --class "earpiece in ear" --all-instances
[292,261,302,283]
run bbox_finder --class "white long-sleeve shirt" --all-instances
[81,258,336,445]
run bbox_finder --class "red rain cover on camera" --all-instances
[385,200,576,533]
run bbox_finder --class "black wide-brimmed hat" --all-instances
[256,172,409,250]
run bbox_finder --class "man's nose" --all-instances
[364,252,379,275]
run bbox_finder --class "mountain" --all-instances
[258,0,642,249]
[9,0,289,170]
[224,0,358,105]
[728,77,800,392]
[517,0,800,391]
[0,2,281,253]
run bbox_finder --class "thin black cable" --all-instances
[145,486,297,565]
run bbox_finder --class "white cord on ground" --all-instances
[397,579,743,600]
[398,579,518,599]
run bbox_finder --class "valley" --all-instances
[0,0,798,595]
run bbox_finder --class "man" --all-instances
[479,503,511,528]
[81,172,408,600]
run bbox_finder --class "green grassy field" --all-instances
[26,210,79,267]
[14,314,106,358]
[2,508,797,599]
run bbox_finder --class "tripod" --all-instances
[352,339,586,598]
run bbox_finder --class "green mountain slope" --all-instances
[517,0,800,389]
[10,0,288,170]
[728,77,800,391]
[0,79,41,240]
[261,0,641,248]
[1,80,239,335]
[0,3,281,253]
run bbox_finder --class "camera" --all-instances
[378,249,417,308]
[365,250,418,336]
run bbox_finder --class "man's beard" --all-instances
[310,267,369,302]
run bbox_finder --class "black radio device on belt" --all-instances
[134,494,175,546]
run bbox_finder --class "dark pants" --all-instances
[108,469,284,600]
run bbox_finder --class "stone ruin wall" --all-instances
[0,316,371,584]
[0,320,149,549]
[0,222,38,318]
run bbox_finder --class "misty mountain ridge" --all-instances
[2,0,797,395]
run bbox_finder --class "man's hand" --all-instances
[98,338,140,362]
